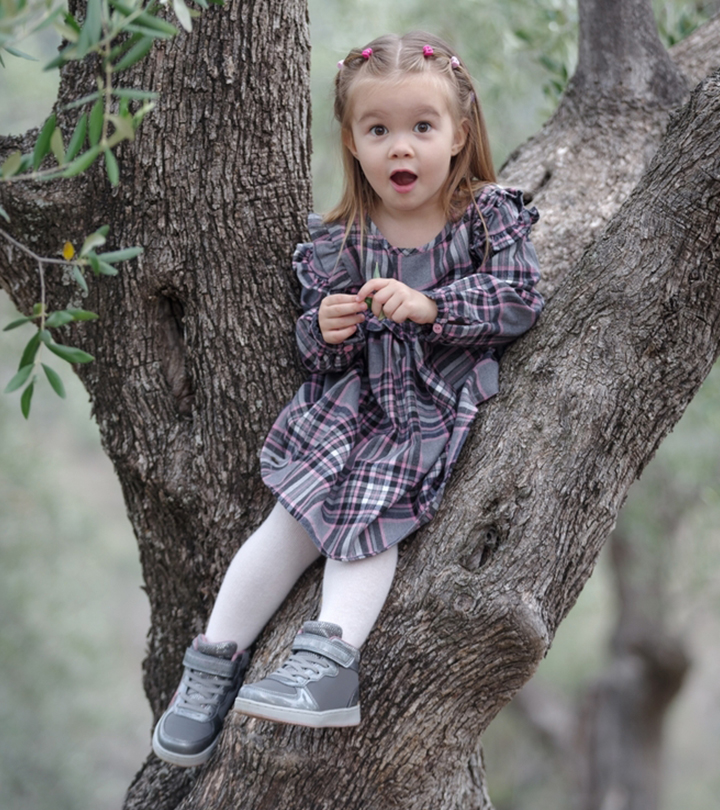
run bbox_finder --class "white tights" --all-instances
[205,502,398,650]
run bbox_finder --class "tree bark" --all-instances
[1,3,719,809]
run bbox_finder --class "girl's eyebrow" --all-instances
[354,107,390,124]
[355,105,443,125]
[412,105,443,118]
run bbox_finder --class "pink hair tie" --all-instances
[450,56,460,69]
[362,48,373,60]
[423,45,434,57]
[337,59,345,70]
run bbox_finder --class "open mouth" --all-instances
[391,170,417,187]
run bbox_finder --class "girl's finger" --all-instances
[324,293,361,305]
[376,289,403,318]
[356,278,391,301]
[325,314,365,329]
[322,324,358,344]
[323,299,367,316]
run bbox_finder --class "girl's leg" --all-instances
[205,502,321,650]
[154,502,320,766]
[234,546,399,727]
[317,544,399,648]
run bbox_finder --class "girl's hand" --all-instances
[356,278,438,325]
[318,294,367,344]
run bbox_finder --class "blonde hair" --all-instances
[325,31,496,231]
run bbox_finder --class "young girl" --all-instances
[153,31,543,767]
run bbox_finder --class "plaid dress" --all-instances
[261,185,543,561]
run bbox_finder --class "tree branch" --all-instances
[0,227,72,266]
[671,11,720,85]
[174,68,720,810]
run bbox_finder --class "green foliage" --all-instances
[1,243,135,417]
[1,0,219,417]
[4,362,34,393]
[0,217,141,417]
[509,0,577,105]
[64,113,88,161]
[653,0,718,47]
[0,1,176,185]
[0,0,65,65]
[41,361,65,396]
[32,111,56,169]
[0,149,23,178]
[103,146,119,185]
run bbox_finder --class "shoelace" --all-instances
[177,668,232,717]
[276,650,333,684]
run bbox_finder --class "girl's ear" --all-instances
[450,119,469,156]
[343,128,359,159]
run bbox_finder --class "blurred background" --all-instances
[1,1,719,808]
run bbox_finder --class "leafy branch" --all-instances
[0,0,220,416]
[1,224,142,416]
[0,0,66,65]
[0,0,183,191]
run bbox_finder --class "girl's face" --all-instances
[344,72,467,237]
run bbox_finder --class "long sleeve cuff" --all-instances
[298,314,366,374]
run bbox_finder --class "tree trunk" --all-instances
[575,529,690,810]
[514,478,694,810]
[2,0,313,804]
[573,0,688,107]
[1,3,719,809]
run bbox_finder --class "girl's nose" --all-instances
[388,135,413,158]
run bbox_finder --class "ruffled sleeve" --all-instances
[422,186,544,349]
[295,215,366,374]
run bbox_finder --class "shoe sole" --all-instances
[233,696,361,727]
[152,721,217,768]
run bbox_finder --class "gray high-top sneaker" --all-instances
[234,621,361,727]
[152,636,251,767]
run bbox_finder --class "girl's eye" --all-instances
[415,122,432,133]
[370,125,387,137]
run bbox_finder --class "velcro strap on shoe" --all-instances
[183,646,238,678]
[292,634,357,668]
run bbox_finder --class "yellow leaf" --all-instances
[62,241,75,260]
